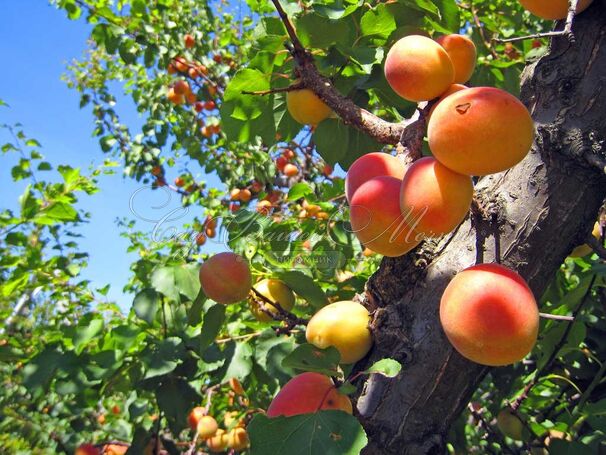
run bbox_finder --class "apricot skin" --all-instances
[350,176,421,257]
[197,416,219,439]
[428,87,535,176]
[306,301,372,364]
[250,279,295,322]
[267,372,352,417]
[206,429,228,452]
[520,0,593,20]
[384,35,455,102]
[226,427,249,451]
[286,88,332,126]
[497,409,525,441]
[345,152,406,202]
[440,263,539,366]
[569,221,602,257]
[199,252,252,304]
[399,157,473,237]
[428,84,467,119]
[436,35,477,84]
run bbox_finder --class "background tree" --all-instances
[1,0,605,454]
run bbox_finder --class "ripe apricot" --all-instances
[204,100,216,110]
[103,444,128,455]
[286,88,332,126]
[197,416,219,439]
[257,200,272,215]
[520,0,593,20]
[75,444,99,455]
[428,87,534,176]
[188,406,206,431]
[228,378,245,396]
[206,429,228,452]
[440,263,539,366]
[428,83,467,119]
[283,163,298,177]
[184,34,195,49]
[349,176,421,257]
[167,87,185,105]
[384,35,455,102]
[226,427,249,451]
[186,92,197,104]
[306,301,372,364]
[251,181,263,193]
[230,188,241,201]
[436,34,477,84]
[173,80,190,95]
[323,164,333,176]
[267,372,352,417]
[569,221,602,257]
[399,157,473,237]
[173,56,189,73]
[345,152,406,202]
[195,233,207,246]
[250,279,295,322]
[174,177,185,187]
[282,148,295,160]
[199,252,252,304]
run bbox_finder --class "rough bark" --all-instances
[357,4,606,454]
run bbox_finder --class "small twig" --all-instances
[242,82,303,96]
[494,0,578,44]
[539,312,575,321]
[250,287,309,327]
[469,0,499,59]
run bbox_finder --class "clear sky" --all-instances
[0,2,225,310]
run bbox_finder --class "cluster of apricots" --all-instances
[520,0,594,20]
[346,33,534,258]
[187,391,250,453]
[198,251,373,361]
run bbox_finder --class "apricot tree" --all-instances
[1,0,606,454]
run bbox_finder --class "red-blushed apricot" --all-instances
[206,429,228,452]
[306,301,372,364]
[250,278,295,322]
[239,188,252,202]
[184,34,195,49]
[440,263,539,366]
[428,87,535,176]
[198,252,252,304]
[349,176,421,257]
[228,378,245,396]
[436,35,477,84]
[197,416,219,439]
[167,87,186,105]
[103,444,128,455]
[188,406,206,431]
[283,163,299,177]
[519,0,593,20]
[384,35,455,102]
[267,372,352,417]
[173,80,190,95]
[428,83,468,119]
[286,88,332,126]
[399,157,473,237]
[569,221,602,257]
[226,427,249,451]
[345,152,406,202]
[75,444,99,455]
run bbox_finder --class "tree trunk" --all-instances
[357,4,606,453]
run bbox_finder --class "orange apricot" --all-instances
[173,80,190,95]
[75,444,99,455]
[436,34,477,84]
[198,252,252,304]
[384,35,455,102]
[428,87,535,176]
[206,429,228,452]
[345,152,406,202]
[184,34,195,49]
[440,263,539,366]
[226,427,249,451]
[286,88,332,126]
[250,278,295,322]
[349,176,421,257]
[267,372,352,417]
[173,56,189,73]
[197,416,219,439]
[239,188,252,202]
[399,157,473,237]
[519,0,593,20]
[283,163,298,177]
[167,87,186,105]
[188,406,206,431]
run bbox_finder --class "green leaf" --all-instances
[142,337,186,379]
[297,13,355,48]
[173,263,201,301]
[282,343,341,376]
[276,271,328,308]
[249,411,368,455]
[72,316,104,354]
[150,266,179,302]
[156,377,201,435]
[221,341,254,382]
[223,69,271,121]
[287,183,314,201]
[22,347,64,394]
[199,304,226,354]
[363,358,401,378]
[360,4,396,40]
[132,288,160,324]
[34,202,79,225]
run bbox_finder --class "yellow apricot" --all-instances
[250,279,295,322]
[286,88,332,126]
[569,221,601,257]
[306,301,372,364]
[520,0,594,20]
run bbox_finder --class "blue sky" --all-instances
[0,2,225,310]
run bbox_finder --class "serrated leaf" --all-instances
[249,411,367,455]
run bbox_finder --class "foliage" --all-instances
[0,0,604,454]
